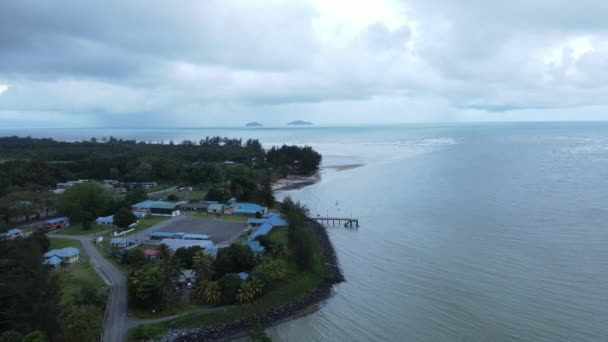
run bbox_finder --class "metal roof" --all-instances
[132,200,177,210]
[241,240,265,253]
[96,215,114,224]
[45,256,63,266]
[203,245,218,257]
[238,272,249,280]
[46,217,69,224]
[110,238,128,245]
[44,247,80,259]
[144,249,159,256]
[248,222,274,241]
[160,238,214,251]
[182,233,210,240]
[150,231,177,238]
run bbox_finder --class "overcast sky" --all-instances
[1,0,607,127]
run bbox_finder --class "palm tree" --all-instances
[270,243,288,260]
[193,251,215,283]
[158,243,171,259]
[236,281,255,303]
[249,277,264,297]
[204,281,222,304]
[259,261,286,280]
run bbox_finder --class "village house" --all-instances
[241,240,265,253]
[226,202,267,216]
[43,247,80,267]
[144,249,160,261]
[45,217,70,230]
[207,203,224,214]
[0,228,23,240]
[110,237,134,248]
[179,201,210,212]
[131,200,181,217]
[96,215,114,225]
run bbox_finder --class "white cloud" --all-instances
[1,0,608,127]
[0,84,8,95]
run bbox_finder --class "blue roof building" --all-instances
[204,245,218,257]
[160,238,214,251]
[238,272,249,280]
[241,240,265,253]
[44,247,80,265]
[132,211,147,219]
[1,228,23,239]
[182,233,210,240]
[96,215,114,225]
[150,231,178,239]
[45,256,63,267]
[46,217,69,224]
[248,222,274,241]
[247,213,287,227]
[229,202,267,215]
[247,218,268,225]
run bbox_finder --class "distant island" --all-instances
[288,120,313,126]
[245,122,263,127]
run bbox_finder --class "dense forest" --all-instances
[0,135,321,200]
[0,230,105,341]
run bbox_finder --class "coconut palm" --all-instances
[192,250,215,282]
[249,277,264,297]
[270,243,288,260]
[203,281,222,304]
[158,243,171,259]
[259,260,286,280]
[236,281,255,303]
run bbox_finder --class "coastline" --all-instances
[159,220,344,342]
[272,163,364,191]
[272,172,321,191]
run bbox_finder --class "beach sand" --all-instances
[272,164,364,191]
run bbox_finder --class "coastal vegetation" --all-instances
[0,136,321,199]
[129,197,330,341]
[0,232,107,342]
[0,135,327,341]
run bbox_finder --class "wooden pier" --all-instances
[312,217,359,228]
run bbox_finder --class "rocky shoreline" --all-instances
[159,220,344,342]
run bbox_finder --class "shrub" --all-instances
[218,274,243,305]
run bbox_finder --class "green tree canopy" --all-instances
[57,183,114,223]
[113,207,137,229]
[59,305,103,342]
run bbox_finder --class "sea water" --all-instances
[3,122,608,341]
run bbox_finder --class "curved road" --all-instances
[48,214,238,341]
[49,233,127,342]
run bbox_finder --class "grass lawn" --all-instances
[58,223,110,236]
[145,183,175,193]
[130,270,323,341]
[50,238,80,250]
[124,216,170,236]
[50,239,108,306]
[129,301,198,319]
[231,231,250,245]
[175,189,208,202]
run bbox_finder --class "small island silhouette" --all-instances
[288,120,313,126]
[245,122,263,127]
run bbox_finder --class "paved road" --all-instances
[47,214,242,340]
[49,233,127,342]
[148,185,178,198]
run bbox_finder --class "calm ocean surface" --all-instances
[3,122,608,341]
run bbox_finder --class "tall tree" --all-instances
[57,183,113,223]
[59,305,103,342]
[113,208,137,229]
